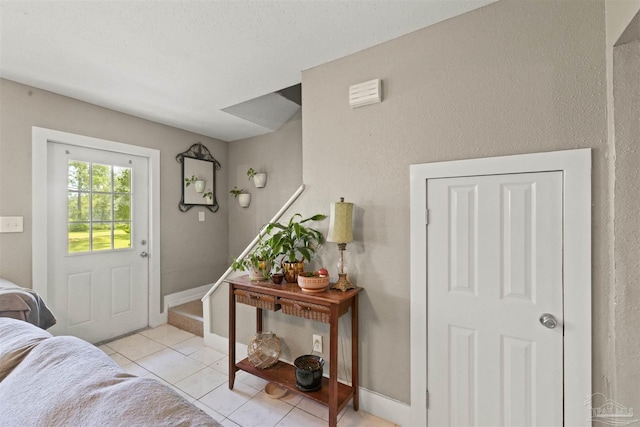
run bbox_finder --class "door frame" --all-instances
[409,149,591,425]
[31,127,163,328]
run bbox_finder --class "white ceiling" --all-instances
[0,0,494,142]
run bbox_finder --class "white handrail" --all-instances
[201,184,306,301]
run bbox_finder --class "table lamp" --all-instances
[327,197,354,291]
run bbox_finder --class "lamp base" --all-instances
[332,273,354,292]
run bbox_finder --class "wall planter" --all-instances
[253,173,267,188]
[238,193,251,208]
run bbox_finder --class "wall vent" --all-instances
[349,79,382,108]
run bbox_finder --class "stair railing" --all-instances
[201,184,306,301]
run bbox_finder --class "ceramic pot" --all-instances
[282,261,304,283]
[238,193,251,208]
[253,173,267,188]
[294,354,324,391]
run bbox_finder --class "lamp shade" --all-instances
[327,198,353,243]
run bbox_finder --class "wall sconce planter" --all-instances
[253,173,267,188]
[247,168,267,188]
[238,193,251,208]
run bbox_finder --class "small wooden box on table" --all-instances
[226,275,361,427]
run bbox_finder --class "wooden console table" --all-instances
[226,275,361,427]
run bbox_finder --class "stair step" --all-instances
[168,300,203,337]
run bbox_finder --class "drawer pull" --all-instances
[293,303,311,311]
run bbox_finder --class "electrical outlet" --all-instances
[313,334,322,353]
[0,216,23,233]
[199,211,205,222]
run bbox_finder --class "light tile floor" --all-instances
[99,324,398,427]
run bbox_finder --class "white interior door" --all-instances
[47,142,149,343]
[427,171,563,426]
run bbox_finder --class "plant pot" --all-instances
[294,354,324,392]
[271,273,284,284]
[194,180,206,193]
[297,275,330,293]
[248,261,271,281]
[253,173,267,188]
[282,261,304,283]
[238,193,251,208]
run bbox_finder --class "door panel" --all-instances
[428,172,563,426]
[47,142,149,343]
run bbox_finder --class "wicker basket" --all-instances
[234,289,280,311]
[280,298,330,323]
[247,332,281,369]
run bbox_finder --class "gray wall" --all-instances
[227,110,303,257]
[299,0,610,404]
[0,78,229,299]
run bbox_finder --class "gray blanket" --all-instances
[0,277,56,329]
[0,318,221,427]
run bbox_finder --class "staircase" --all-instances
[168,300,204,337]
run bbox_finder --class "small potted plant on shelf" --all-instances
[247,167,267,188]
[230,186,251,207]
[231,237,274,281]
[263,213,327,283]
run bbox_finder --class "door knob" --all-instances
[140,251,148,258]
[539,313,557,329]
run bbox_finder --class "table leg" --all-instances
[352,296,359,411]
[329,304,339,427]
[229,284,236,389]
[256,307,263,333]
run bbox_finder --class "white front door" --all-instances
[47,142,149,343]
[427,171,563,426]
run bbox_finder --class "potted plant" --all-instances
[185,175,206,193]
[263,213,327,283]
[231,237,273,280]
[247,167,267,188]
[230,186,251,207]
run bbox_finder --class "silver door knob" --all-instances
[539,313,557,329]
[140,251,148,258]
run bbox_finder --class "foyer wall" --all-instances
[0,78,229,298]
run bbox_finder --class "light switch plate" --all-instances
[0,216,24,233]
[199,212,205,222]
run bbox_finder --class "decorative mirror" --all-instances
[176,142,221,212]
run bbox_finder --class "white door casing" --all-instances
[47,143,149,343]
[410,149,591,426]
[32,127,164,330]
[427,172,563,425]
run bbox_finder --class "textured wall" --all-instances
[613,35,640,413]
[299,0,608,403]
[0,79,229,299]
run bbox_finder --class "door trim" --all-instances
[31,127,164,328]
[409,149,591,425]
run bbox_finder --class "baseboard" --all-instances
[155,284,212,328]
[202,332,409,425]
[165,284,212,309]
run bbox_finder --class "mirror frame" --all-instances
[176,142,221,212]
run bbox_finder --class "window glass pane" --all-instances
[114,194,131,221]
[68,192,90,221]
[92,164,112,193]
[92,194,112,221]
[114,167,131,193]
[68,161,90,191]
[114,222,131,249]
[68,223,90,253]
[92,223,112,251]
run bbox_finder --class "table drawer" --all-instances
[280,298,330,323]
[234,289,280,311]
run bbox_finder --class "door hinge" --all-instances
[426,390,429,408]
[425,208,430,225]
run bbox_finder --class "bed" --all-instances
[0,317,221,426]
[0,277,56,329]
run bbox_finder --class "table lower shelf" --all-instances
[235,358,354,411]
